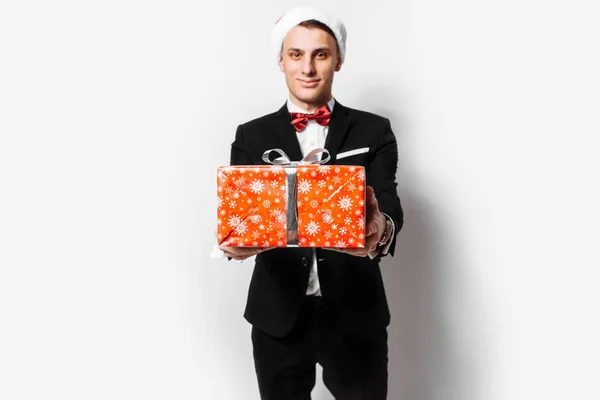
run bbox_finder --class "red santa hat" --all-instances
[271,6,347,64]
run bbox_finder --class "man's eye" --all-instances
[291,53,301,58]
[316,52,327,58]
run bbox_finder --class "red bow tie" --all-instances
[290,105,331,132]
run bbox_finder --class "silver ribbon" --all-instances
[261,148,331,246]
[261,148,331,165]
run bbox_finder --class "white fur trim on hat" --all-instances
[271,6,347,64]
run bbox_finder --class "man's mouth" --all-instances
[298,79,320,88]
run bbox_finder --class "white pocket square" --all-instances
[336,147,369,160]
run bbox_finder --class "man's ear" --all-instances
[335,54,343,72]
[279,55,285,72]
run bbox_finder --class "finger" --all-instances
[365,189,381,224]
[324,247,371,257]
[365,186,377,209]
[366,235,380,252]
[221,246,262,259]
[366,215,383,237]
[323,247,364,256]
[244,247,263,256]
[243,246,276,255]
[345,248,369,257]
[366,185,375,200]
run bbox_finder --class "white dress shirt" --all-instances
[287,97,395,296]
[287,97,336,296]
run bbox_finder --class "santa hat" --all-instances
[271,6,347,64]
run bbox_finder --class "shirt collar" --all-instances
[286,97,336,114]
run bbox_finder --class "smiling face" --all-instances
[279,25,342,112]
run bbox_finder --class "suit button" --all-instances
[301,257,308,266]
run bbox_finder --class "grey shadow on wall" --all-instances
[362,86,471,400]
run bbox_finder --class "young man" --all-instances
[219,7,403,400]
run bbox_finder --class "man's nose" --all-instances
[301,56,316,75]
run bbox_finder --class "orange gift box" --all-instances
[217,149,366,248]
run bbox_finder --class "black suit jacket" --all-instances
[230,100,403,338]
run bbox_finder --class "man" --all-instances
[219,6,403,400]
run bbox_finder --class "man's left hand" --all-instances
[325,186,386,257]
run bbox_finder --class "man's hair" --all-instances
[293,19,341,54]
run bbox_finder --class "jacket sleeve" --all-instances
[230,124,254,166]
[367,118,403,257]
[223,124,254,261]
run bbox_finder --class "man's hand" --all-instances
[218,245,275,261]
[326,186,387,257]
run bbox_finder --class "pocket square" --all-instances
[336,147,369,160]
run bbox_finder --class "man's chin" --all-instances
[292,92,327,106]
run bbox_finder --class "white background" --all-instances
[1,0,599,399]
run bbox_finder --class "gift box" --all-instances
[217,149,365,248]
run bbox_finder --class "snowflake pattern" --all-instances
[356,217,365,228]
[235,221,248,235]
[217,166,287,247]
[317,165,331,175]
[228,214,241,228]
[250,179,265,194]
[298,180,312,194]
[234,176,246,187]
[296,166,365,248]
[218,164,365,248]
[338,196,353,211]
[306,221,320,235]
[270,209,286,224]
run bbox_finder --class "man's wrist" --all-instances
[377,214,393,247]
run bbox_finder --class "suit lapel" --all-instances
[271,103,304,162]
[324,101,351,164]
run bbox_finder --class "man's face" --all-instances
[279,25,342,111]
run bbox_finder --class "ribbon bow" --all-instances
[262,148,331,165]
[290,105,331,132]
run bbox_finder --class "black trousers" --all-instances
[251,296,388,400]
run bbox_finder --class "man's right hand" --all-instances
[218,245,275,261]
